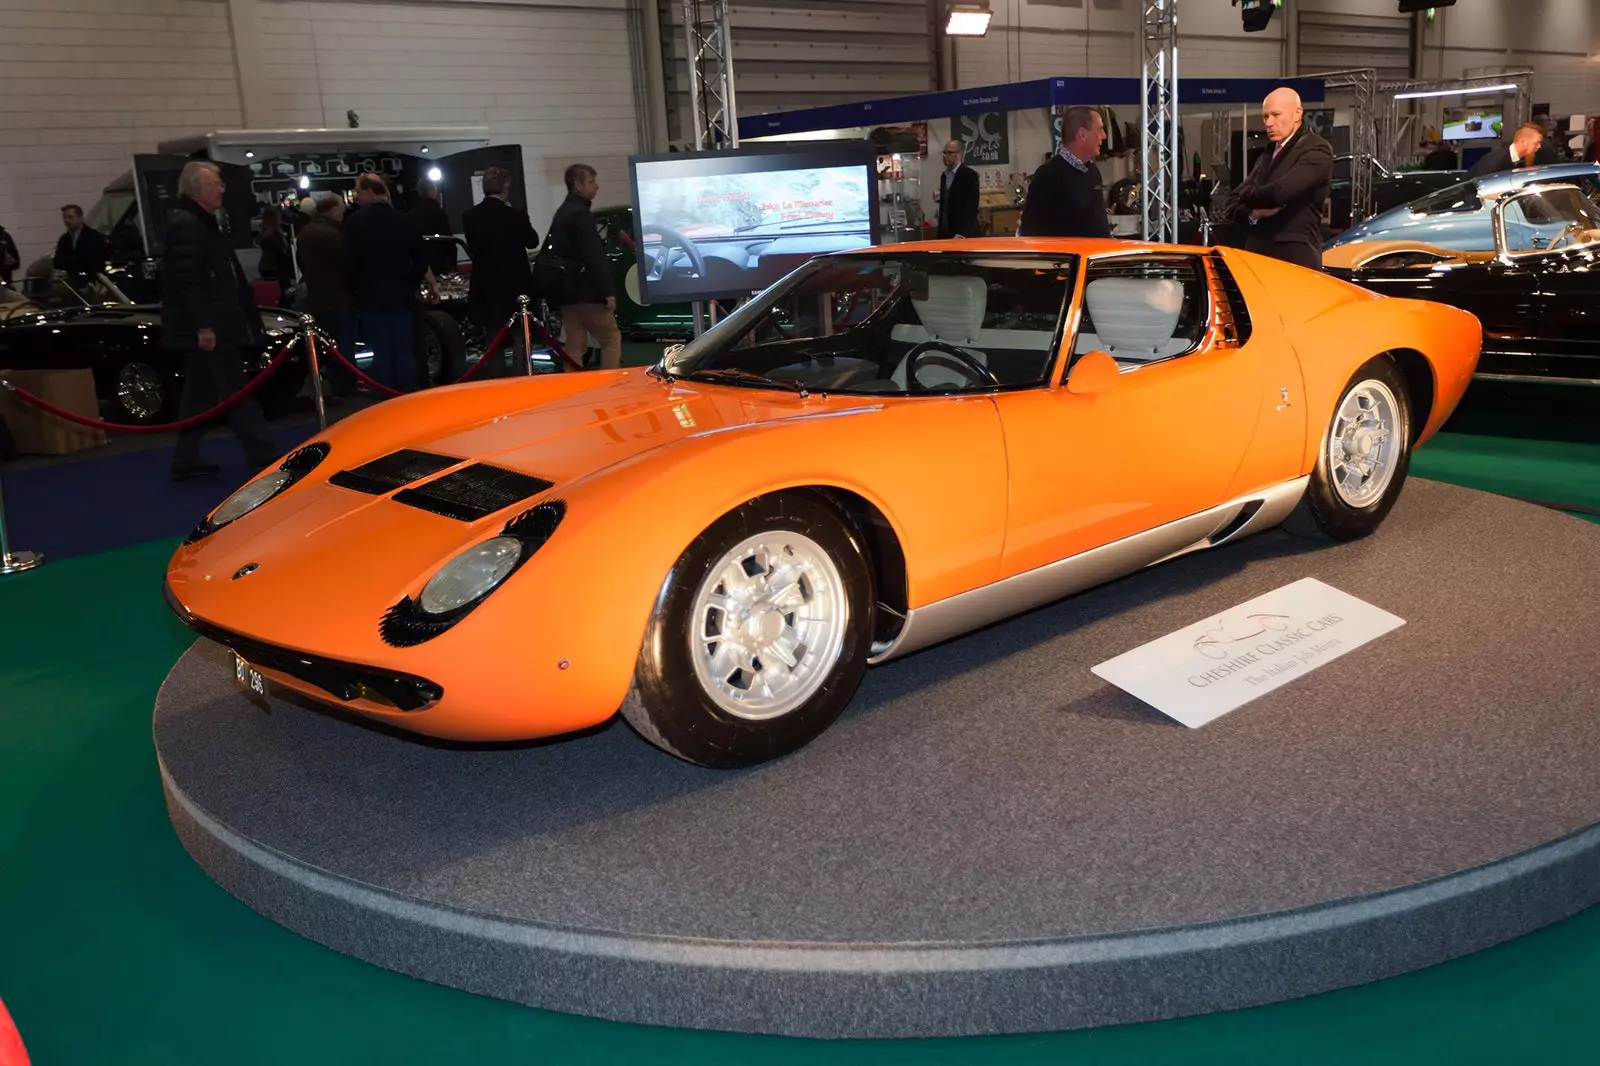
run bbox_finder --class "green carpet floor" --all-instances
[3,438,1599,1063]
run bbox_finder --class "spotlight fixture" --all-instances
[298,175,310,190]
[419,145,430,154]
[1234,0,1275,33]
[1399,0,1453,12]
[427,166,443,182]
[244,150,255,159]
[944,2,991,37]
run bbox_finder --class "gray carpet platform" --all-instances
[154,479,1600,1038]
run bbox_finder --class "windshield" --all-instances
[668,253,1077,396]
[8,274,131,310]
[1501,186,1600,254]
[1411,181,1482,215]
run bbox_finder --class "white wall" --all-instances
[0,0,643,264]
[254,0,640,220]
[1424,0,1600,118]
[0,0,244,262]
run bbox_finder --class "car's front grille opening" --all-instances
[393,464,554,522]
[329,449,461,495]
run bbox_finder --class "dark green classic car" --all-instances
[592,205,695,340]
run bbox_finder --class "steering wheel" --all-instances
[640,224,707,281]
[1545,222,1585,252]
[905,339,1000,391]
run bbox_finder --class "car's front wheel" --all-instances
[1286,355,1412,541]
[620,493,874,768]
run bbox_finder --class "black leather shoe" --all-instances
[170,461,221,481]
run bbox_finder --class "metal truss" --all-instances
[1376,70,1534,172]
[1305,68,1377,224]
[683,0,739,151]
[1139,0,1179,243]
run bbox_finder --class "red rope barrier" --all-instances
[0,338,302,435]
[320,341,405,398]
[448,320,513,384]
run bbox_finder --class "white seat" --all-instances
[1076,277,1189,367]
[889,275,991,389]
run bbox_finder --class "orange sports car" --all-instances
[165,239,1481,767]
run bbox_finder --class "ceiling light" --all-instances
[419,145,430,153]
[298,175,310,190]
[1393,83,1518,100]
[244,150,255,159]
[427,166,443,182]
[945,3,991,36]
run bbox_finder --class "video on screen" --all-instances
[1442,108,1504,142]
[628,142,879,304]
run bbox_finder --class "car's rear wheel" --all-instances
[620,493,874,768]
[1285,355,1412,541]
[417,309,466,384]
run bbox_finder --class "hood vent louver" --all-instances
[393,464,554,522]
[329,449,461,495]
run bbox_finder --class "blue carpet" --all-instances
[3,421,320,561]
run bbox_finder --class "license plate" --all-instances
[234,653,271,702]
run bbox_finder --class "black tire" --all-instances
[417,309,466,384]
[1285,355,1413,541]
[620,492,875,768]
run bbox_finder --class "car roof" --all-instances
[1475,161,1600,195]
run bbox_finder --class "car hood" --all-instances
[168,370,888,649]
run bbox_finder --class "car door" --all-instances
[993,252,1278,579]
[1492,185,1600,371]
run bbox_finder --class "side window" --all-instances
[1073,254,1208,368]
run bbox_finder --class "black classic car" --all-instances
[0,273,306,424]
[1323,176,1600,384]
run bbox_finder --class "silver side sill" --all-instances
[868,477,1309,664]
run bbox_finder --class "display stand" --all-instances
[155,481,1600,1038]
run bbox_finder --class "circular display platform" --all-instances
[155,480,1600,1038]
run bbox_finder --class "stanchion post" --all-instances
[517,295,534,375]
[0,464,44,576]
[298,314,328,431]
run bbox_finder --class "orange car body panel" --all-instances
[166,238,1481,742]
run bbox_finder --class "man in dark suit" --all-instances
[161,162,278,480]
[409,178,458,277]
[1018,106,1111,239]
[344,173,431,391]
[1421,140,1458,170]
[461,165,540,362]
[1468,123,1545,177]
[1227,87,1333,271]
[935,140,981,239]
[53,204,108,275]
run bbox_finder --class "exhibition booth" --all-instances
[739,75,1327,241]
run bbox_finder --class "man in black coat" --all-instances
[162,162,278,480]
[935,140,981,239]
[345,173,431,390]
[0,223,18,284]
[1018,107,1111,239]
[53,204,109,276]
[409,178,458,277]
[1227,87,1334,272]
[461,165,540,364]
[1468,123,1546,177]
[546,164,619,370]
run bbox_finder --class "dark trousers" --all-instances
[357,309,416,391]
[316,308,358,395]
[171,348,279,470]
[1251,239,1323,271]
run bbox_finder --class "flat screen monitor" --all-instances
[628,141,879,304]
[1442,108,1504,142]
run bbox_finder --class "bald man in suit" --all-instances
[1226,87,1333,271]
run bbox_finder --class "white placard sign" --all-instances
[1091,577,1405,728]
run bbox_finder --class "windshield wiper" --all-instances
[683,367,808,398]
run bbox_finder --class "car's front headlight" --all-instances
[186,441,330,543]
[211,470,294,526]
[419,536,523,615]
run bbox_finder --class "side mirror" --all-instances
[1065,350,1120,396]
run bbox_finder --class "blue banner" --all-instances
[740,77,1326,140]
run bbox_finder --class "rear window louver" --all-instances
[329,449,460,495]
[392,464,554,522]
[1207,252,1253,347]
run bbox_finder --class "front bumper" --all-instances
[164,580,444,712]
